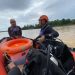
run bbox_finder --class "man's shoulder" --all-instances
[16,25,21,28]
[8,26,21,29]
[44,25,52,30]
[16,25,20,27]
[47,24,52,28]
[8,26,11,30]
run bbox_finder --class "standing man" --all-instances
[8,19,22,39]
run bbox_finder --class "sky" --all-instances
[0,0,75,31]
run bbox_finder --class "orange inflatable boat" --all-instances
[0,38,32,65]
[0,51,7,75]
[0,38,32,54]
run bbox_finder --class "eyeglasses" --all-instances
[39,19,45,21]
[10,21,15,23]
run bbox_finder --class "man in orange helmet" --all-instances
[36,15,59,43]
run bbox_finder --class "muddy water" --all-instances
[0,25,75,47]
[22,25,75,47]
[54,25,75,47]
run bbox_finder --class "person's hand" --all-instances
[38,35,45,43]
[49,34,52,37]
[14,36,22,39]
[8,62,16,70]
[18,65,23,72]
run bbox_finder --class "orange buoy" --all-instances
[0,38,32,54]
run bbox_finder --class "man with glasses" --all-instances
[35,15,59,45]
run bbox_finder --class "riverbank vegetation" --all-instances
[22,18,75,30]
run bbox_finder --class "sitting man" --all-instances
[0,19,22,42]
[34,15,59,49]
[38,15,59,41]
[8,19,22,39]
[33,15,74,73]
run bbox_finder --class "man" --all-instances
[0,19,22,43]
[35,15,59,47]
[35,15,74,73]
[8,19,22,39]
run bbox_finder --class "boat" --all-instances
[0,37,75,75]
[0,38,32,65]
[0,51,7,75]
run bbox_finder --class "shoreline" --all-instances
[0,24,75,32]
[22,24,75,30]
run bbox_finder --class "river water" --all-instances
[0,25,75,47]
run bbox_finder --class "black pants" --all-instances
[8,67,21,75]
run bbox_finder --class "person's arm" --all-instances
[37,26,59,42]
[34,35,41,40]
[44,26,59,39]
[7,62,16,70]
[8,27,12,37]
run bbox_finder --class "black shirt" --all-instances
[8,26,22,37]
[36,24,59,39]
[40,24,59,38]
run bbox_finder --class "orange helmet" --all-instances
[39,15,48,21]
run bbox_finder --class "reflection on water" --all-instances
[0,25,75,47]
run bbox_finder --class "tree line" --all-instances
[22,19,75,30]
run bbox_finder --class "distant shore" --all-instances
[22,24,75,30]
[0,19,75,32]
[0,24,75,32]
[0,31,8,32]
[22,19,75,30]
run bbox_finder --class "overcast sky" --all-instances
[0,0,75,31]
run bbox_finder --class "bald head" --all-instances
[10,19,16,26]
